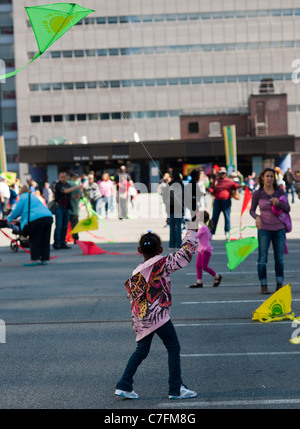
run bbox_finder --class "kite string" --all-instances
[74,36,188,216]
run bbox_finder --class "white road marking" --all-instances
[186,270,300,275]
[174,321,290,327]
[181,351,300,357]
[180,298,300,305]
[159,398,300,408]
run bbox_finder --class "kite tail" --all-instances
[0,52,41,81]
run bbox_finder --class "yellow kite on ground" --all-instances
[71,215,98,234]
[252,284,297,323]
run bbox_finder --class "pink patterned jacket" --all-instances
[125,230,197,341]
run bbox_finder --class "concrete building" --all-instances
[0,0,18,172]
[7,0,300,184]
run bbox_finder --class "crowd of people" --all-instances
[157,164,297,295]
[0,165,137,265]
[0,163,298,294]
[0,164,297,402]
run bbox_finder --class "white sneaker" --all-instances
[115,389,139,399]
[169,385,197,400]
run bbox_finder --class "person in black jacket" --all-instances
[53,171,81,249]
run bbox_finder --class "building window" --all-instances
[88,113,99,120]
[209,122,221,137]
[74,50,84,57]
[188,122,199,133]
[64,114,75,121]
[62,50,72,58]
[41,83,51,91]
[29,84,39,91]
[86,49,96,57]
[75,82,85,89]
[96,17,106,24]
[97,49,107,56]
[64,82,74,90]
[111,80,120,88]
[51,51,61,58]
[53,83,62,90]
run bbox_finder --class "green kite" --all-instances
[0,3,94,81]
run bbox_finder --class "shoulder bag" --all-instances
[21,193,31,238]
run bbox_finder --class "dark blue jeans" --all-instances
[169,215,182,248]
[211,199,231,235]
[257,228,286,286]
[54,205,69,246]
[116,320,182,396]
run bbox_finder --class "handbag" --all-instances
[21,193,31,238]
[47,200,57,214]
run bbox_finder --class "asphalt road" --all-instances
[0,196,300,410]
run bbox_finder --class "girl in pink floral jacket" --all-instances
[115,227,198,400]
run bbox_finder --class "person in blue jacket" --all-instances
[7,185,53,266]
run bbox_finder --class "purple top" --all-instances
[250,188,290,231]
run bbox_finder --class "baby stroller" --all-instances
[0,219,30,253]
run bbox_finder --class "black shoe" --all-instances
[276,282,283,291]
[60,244,71,249]
[213,274,222,287]
[53,244,60,249]
[189,283,203,288]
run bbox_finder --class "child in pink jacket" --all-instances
[189,211,222,288]
[115,226,198,400]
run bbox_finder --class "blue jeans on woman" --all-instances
[115,320,182,396]
[257,228,286,286]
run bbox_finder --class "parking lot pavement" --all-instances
[0,194,300,409]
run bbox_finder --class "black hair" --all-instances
[203,210,214,231]
[58,169,68,175]
[139,231,162,255]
